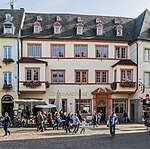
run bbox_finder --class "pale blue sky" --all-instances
[0,0,150,18]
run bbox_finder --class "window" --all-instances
[75,45,87,58]
[144,48,150,61]
[3,71,12,85]
[26,68,40,81]
[96,23,103,36]
[76,99,91,114]
[62,99,67,112]
[144,72,150,88]
[114,70,117,82]
[54,26,61,34]
[95,70,108,83]
[33,21,42,34]
[28,44,41,57]
[121,69,133,82]
[34,26,40,33]
[77,27,83,35]
[51,70,65,83]
[3,24,13,34]
[116,25,123,36]
[115,46,127,59]
[113,100,127,114]
[75,70,88,83]
[96,45,108,58]
[3,46,12,58]
[51,45,65,58]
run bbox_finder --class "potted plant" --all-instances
[23,81,42,88]
[2,58,14,64]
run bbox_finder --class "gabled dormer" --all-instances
[76,17,84,35]
[3,14,14,34]
[33,21,42,34]
[53,16,62,34]
[116,25,123,36]
[96,23,103,36]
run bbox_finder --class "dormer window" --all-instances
[3,13,14,34]
[53,22,62,34]
[33,21,42,34]
[116,25,123,36]
[76,22,84,35]
[3,23,13,34]
[96,23,103,36]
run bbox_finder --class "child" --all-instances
[80,118,87,134]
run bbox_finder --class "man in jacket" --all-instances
[3,112,12,137]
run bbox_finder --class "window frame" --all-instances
[25,68,40,81]
[3,24,13,34]
[3,46,12,59]
[120,69,133,82]
[27,43,42,58]
[51,70,65,84]
[75,70,88,84]
[95,70,109,83]
[144,72,150,88]
[144,48,150,62]
[115,46,128,59]
[3,71,12,85]
[116,25,123,37]
[50,44,65,58]
[74,44,88,58]
[95,45,108,58]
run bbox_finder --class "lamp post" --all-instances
[79,84,81,112]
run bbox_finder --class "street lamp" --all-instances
[79,84,81,112]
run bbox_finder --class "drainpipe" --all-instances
[17,39,20,96]
[135,42,138,91]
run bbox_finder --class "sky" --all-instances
[0,0,150,18]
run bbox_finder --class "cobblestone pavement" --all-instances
[0,124,149,149]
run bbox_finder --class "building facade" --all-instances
[0,8,25,117]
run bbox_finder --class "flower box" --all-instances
[23,81,42,88]
[120,82,136,88]
[3,84,12,90]
[2,58,14,64]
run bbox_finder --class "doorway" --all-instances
[97,107,106,122]
[1,95,14,118]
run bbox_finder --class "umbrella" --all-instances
[35,104,56,109]
[54,90,62,112]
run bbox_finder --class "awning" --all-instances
[35,104,56,109]
[14,99,45,104]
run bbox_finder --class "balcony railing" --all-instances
[111,81,136,90]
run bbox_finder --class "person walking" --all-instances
[107,112,118,137]
[80,119,87,134]
[65,113,71,133]
[92,112,98,127]
[36,111,44,132]
[3,112,12,137]
[53,112,60,130]
[72,113,79,134]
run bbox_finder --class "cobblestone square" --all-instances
[0,124,149,149]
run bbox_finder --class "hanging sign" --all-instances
[139,82,145,94]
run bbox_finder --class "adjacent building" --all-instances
[0,8,25,117]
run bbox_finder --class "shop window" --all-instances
[75,99,91,114]
[112,100,127,114]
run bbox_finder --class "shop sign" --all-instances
[49,92,87,97]
[139,82,145,94]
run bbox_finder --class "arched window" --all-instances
[96,23,103,36]
[76,22,84,35]
[53,22,62,34]
[33,21,42,34]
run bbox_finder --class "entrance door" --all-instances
[1,95,14,118]
[97,107,106,122]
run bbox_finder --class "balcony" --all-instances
[110,81,136,93]
[19,81,49,93]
